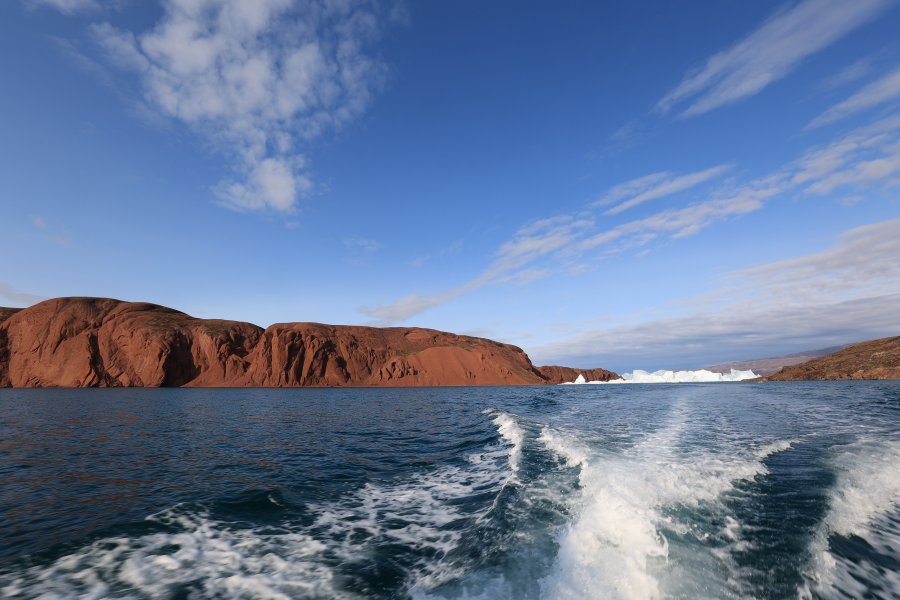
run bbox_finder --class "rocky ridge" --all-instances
[0,298,619,388]
[756,336,900,381]
[702,344,851,376]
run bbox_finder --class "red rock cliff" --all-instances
[0,298,618,388]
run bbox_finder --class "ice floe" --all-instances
[562,368,757,384]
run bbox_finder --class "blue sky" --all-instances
[2,0,900,372]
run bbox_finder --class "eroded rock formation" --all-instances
[0,298,618,388]
[757,336,900,381]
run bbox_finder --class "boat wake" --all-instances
[3,396,900,600]
[800,436,900,599]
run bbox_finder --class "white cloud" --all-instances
[528,293,900,371]
[32,217,48,229]
[27,0,99,14]
[808,64,900,128]
[344,237,381,252]
[92,0,388,213]
[358,193,766,325]
[529,219,900,370]
[840,195,866,206]
[657,0,894,118]
[598,165,733,215]
[731,218,900,305]
[359,288,468,324]
[407,240,463,268]
[0,284,49,307]
[216,156,312,211]
[821,56,878,90]
[361,109,900,326]
[359,218,595,324]
[792,113,900,194]
[594,172,669,206]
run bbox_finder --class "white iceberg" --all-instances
[561,368,757,385]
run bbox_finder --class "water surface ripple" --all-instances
[1,382,899,599]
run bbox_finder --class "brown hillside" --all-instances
[0,297,617,388]
[757,336,900,381]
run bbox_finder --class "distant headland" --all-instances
[753,336,900,381]
[0,297,618,388]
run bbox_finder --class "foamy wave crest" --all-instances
[0,413,527,599]
[0,504,345,600]
[800,436,900,599]
[538,417,794,599]
[315,411,526,591]
[562,369,757,384]
[491,411,526,473]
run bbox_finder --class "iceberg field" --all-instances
[562,368,757,385]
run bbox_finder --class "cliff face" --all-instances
[0,307,22,324]
[0,298,263,388]
[758,336,900,381]
[0,298,616,388]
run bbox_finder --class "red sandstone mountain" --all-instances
[0,298,618,388]
[756,336,900,381]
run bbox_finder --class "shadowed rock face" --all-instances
[0,298,618,388]
[757,336,900,381]
[0,308,22,324]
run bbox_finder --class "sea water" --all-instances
[0,382,898,599]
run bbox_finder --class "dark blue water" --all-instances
[1,382,899,599]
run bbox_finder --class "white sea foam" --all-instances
[1,413,528,600]
[491,411,526,473]
[316,410,526,591]
[800,436,900,599]
[0,506,346,600]
[537,414,794,599]
[562,369,757,384]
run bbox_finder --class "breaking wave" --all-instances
[799,436,900,599]
[536,413,794,599]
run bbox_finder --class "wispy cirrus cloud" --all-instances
[735,218,900,301]
[358,192,762,324]
[657,0,894,118]
[0,283,49,307]
[360,110,900,326]
[793,112,900,194]
[360,217,595,324]
[693,218,900,311]
[84,0,390,214]
[26,0,100,14]
[344,237,382,253]
[820,55,879,91]
[808,64,900,128]
[408,239,463,268]
[596,165,733,215]
[342,236,382,265]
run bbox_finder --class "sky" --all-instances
[2,0,900,372]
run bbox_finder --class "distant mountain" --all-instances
[758,336,900,381]
[701,344,852,376]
